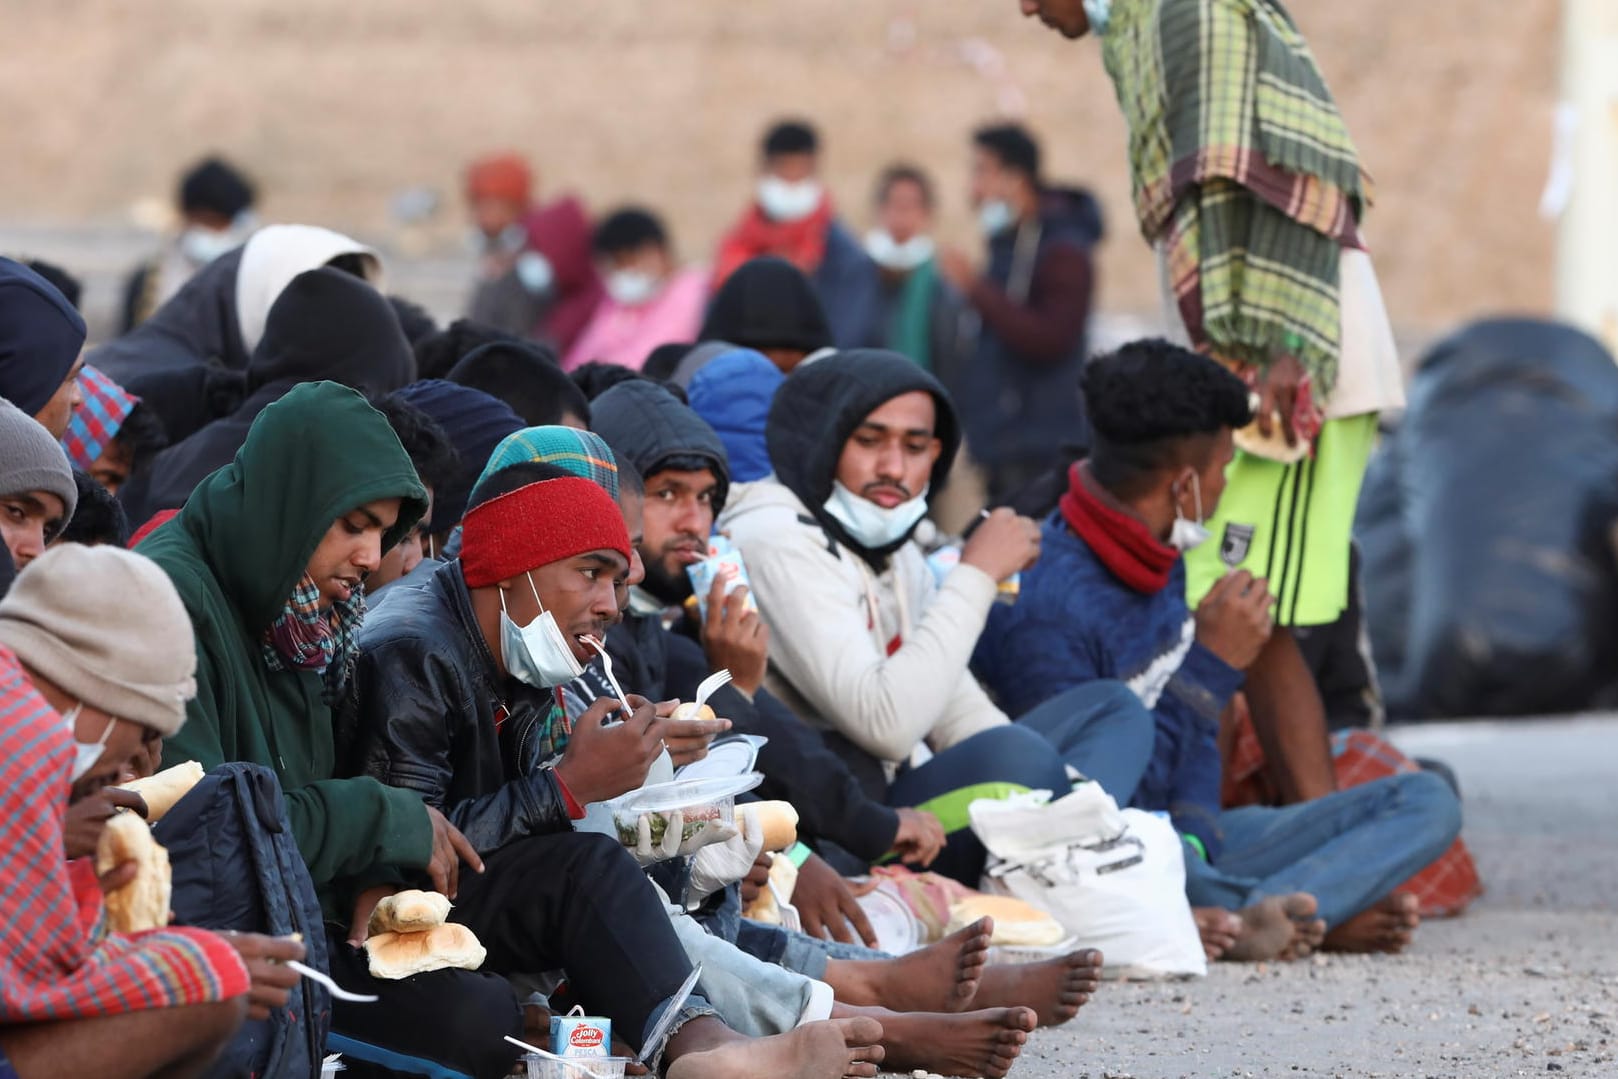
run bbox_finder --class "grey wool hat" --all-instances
[0,544,197,734]
[0,397,77,537]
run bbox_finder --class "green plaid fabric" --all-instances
[1103,0,1370,395]
[476,426,620,497]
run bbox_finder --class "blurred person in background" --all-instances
[858,164,965,374]
[713,120,878,350]
[938,124,1100,506]
[1016,0,1403,805]
[694,255,834,378]
[121,157,258,332]
[562,207,708,371]
[462,152,604,354]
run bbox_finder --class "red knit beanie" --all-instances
[460,476,630,589]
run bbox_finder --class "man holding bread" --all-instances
[0,544,303,1078]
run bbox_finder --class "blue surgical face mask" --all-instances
[499,573,584,688]
[976,199,1016,237]
[1083,0,1113,35]
[1169,474,1210,552]
[822,481,930,549]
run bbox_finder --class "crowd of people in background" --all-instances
[0,2,1480,1077]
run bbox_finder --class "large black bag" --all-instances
[1367,318,1618,718]
[155,763,332,1079]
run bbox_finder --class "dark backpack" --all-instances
[155,763,332,1079]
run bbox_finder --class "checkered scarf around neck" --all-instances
[1102,0,1371,416]
[260,572,366,698]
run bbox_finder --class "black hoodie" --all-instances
[119,268,414,529]
[590,379,731,513]
[767,349,961,569]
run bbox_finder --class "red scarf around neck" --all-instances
[1058,463,1179,594]
[712,196,835,286]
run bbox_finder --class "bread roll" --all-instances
[1233,394,1311,464]
[119,760,205,822]
[367,889,452,936]
[946,895,1066,948]
[365,923,487,979]
[95,811,172,933]
[752,801,799,852]
[741,851,800,923]
[671,702,717,722]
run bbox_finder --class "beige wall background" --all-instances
[0,0,1561,337]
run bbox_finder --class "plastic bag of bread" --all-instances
[95,811,172,933]
[365,924,487,979]
[118,760,204,822]
[367,889,453,936]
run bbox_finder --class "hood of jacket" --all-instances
[590,379,731,513]
[687,347,784,484]
[698,255,832,356]
[235,224,382,358]
[246,267,414,396]
[766,348,959,565]
[140,381,427,635]
[0,258,87,417]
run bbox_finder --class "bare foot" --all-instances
[1224,894,1322,962]
[666,1017,885,1079]
[827,917,991,1013]
[973,948,1103,1027]
[1193,907,1242,961]
[877,1007,1036,1078]
[1323,893,1420,954]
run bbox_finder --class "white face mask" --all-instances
[64,703,115,784]
[1169,474,1211,552]
[178,225,243,266]
[822,481,930,549]
[1083,0,1114,35]
[977,199,1016,237]
[865,229,936,272]
[499,572,585,688]
[757,176,823,223]
[513,250,555,295]
[605,268,661,307]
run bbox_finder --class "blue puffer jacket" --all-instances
[688,348,785,482]
[973,510,1241,860]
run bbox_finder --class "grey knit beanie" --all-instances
[0,545,197,735]
[0,397,77,537]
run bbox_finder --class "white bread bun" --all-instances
[671,702,717,722]
[95,811,172,933]
[946,895,1066,948]
[752,801,799,852]
[119,760,205,822]
[367,889,452,936]
[365,923,487,979]
[741,850,800,923]
[1234,393,1311,463]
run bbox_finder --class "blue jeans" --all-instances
[1184,771,1462,927]
[1015,680,1158,804]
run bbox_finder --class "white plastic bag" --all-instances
[970,785,1206,980]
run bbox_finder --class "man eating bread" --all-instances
[0,544,301,1079]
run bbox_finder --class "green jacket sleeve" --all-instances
[164,637,436,888]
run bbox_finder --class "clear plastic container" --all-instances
[606,774,763,864]
[523,1054,630,1079]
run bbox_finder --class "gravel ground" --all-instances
[928,717,1618,1079]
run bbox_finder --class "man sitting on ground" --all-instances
[975,340,1460,959]
[0,544,302,1079]
[720,349,1156,887]
[0,399,79,571]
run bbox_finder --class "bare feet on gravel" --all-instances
[1224,893,1325,962]
[1323,893,1421,954]
[666,1017,886,1079]
[1194,907,1243,960]
[874,1006,1037,1078]
[827,918,991,1013]
[973,947,1103,1026]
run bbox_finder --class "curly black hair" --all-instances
[593,208,668,256]
[59,470,129,548]
[373,392,461,496]
[1082,338,1252,495]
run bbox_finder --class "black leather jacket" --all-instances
[343,559,573,853]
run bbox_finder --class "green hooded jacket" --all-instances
[142,381,432,911]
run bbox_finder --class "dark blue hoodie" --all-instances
[0,257,87,416]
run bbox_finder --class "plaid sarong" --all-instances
[1103,0,1371,398]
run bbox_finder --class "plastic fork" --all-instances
[689,669,732,716]
[581,635,631,722]
[286,960,378,1003]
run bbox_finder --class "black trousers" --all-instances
[332,831,699,1078]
